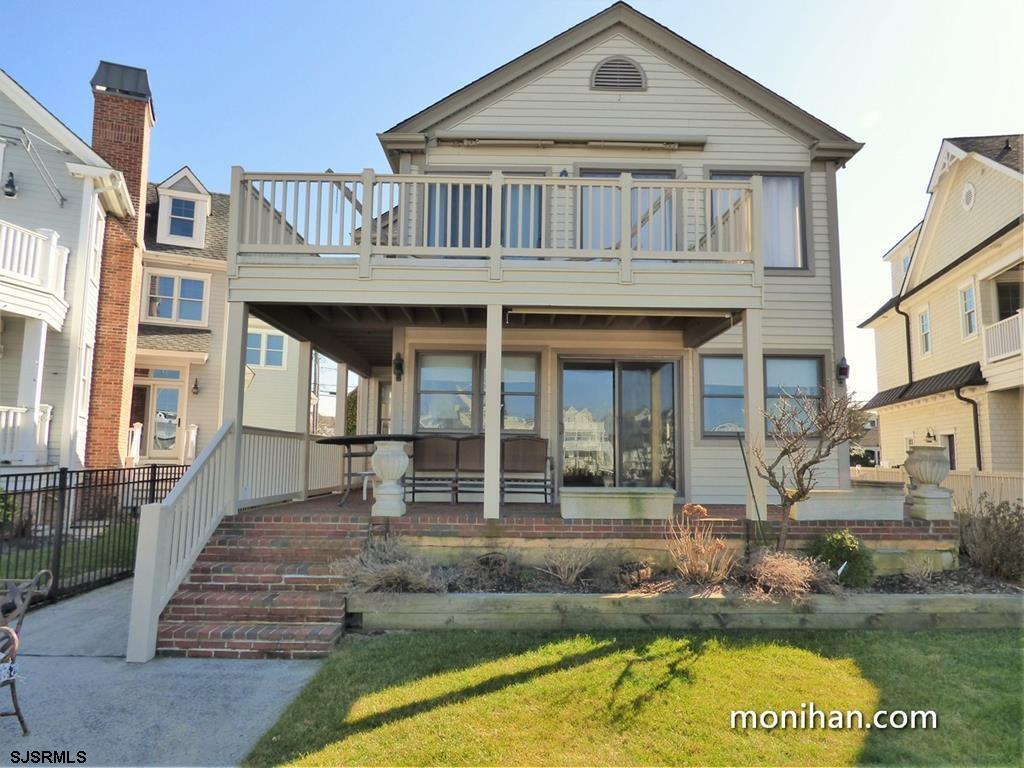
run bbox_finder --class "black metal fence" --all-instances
[0,465,188,603]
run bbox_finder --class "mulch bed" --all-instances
[869,561,1023,595]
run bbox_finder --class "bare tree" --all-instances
[753,388,868,550]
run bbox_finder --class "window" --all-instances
[960,285,977,337]
[90,208,106,283]
[901,253,911,276]
[377,381,392,434]
[711,173,806,268]
[79,344,94,412]
[246,332,286,368]
[415,351,538,433]
[700,355,823,436]
[169,198,196,237]
[996,282,1021,321]
[919,310,931,355]
[580,169,674,251]
[144,270,208,325]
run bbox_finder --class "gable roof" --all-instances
[157,165,211,198]
[379,2,861,165]
[947,134,1022,174]
[144,183,230,261]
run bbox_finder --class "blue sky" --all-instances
[9,0,1023,397]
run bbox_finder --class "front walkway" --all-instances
[7,579,320,765]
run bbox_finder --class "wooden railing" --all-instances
[0,221,69,302]
[0,404,52,465]
[127,424,344,661]
[983,312,1022,363]
[851,466,1023,508]
[233,170,758,280]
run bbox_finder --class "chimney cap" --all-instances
[91,61,152,104]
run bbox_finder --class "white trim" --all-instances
[141,267,211,327]
[65,162,134,218]
[143,250,227,272]
[157,166,212,198]
[156,190,209,249]
[959,280,978,340]
[917,306,932,357]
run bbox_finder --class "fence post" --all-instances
[147,463,159,504]
[47,467,68,598]
[126,502,172,662]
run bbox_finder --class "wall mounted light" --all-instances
[835,356,850,382]
[191,378,200,395]
[3,172,16,198]
[925,428,936,443]
[392,353,404,382]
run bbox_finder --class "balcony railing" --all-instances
[983,312,1022,363]
[233,170,760,280]
[0,220,69,302]
[0,404,53,466]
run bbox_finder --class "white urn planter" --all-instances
[371,441,410,517]
[903,445,954,521]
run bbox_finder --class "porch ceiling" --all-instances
[249,303,740,375]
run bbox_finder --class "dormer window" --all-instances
[155,166,211,248]
[169,198,196,237]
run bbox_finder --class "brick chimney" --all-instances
[85,62,154,467]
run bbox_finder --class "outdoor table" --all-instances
[315,434,423,514]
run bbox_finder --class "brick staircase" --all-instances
[157,504,368,659]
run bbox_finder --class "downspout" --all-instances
[893,301,914,383]
[954,386,983,470]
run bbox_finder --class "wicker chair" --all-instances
[502,436,554,503]
[405,436,458,502]
[1,570,51,736]
[455,436,485,501]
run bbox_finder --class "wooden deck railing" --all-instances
[233,170,760,281]
[983,312,1022,363]
[0,220,69,301]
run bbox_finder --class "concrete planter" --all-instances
[904,445,954,521]
[559,486,676,519]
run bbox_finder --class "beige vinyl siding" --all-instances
[876,392,983,469]
[244,318,307,433]
[873,315,909,391]
[986,388,1023,473]
[908,157,1022,290]
[0,89,95,467]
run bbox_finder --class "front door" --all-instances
[131,367,186,460]
[560,359,677,489]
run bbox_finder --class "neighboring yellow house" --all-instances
[861,135,1022,472]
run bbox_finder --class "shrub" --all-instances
[808,529,875,587]
[330,535,446,593]
[958,494,1024,581]
[667,503,735,585]
[534,546,597,586]
[450,551,522,592]
[744,550,835,599]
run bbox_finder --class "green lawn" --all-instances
[246,629,1023,767]
[0,521,138,581]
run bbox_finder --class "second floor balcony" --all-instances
[0,219,70,331]
[229,170,765,309]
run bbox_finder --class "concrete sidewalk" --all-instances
[3,580,322,766]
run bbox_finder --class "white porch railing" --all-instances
[0,221,69,302]
[127,423,344,661]
[851,466,1024,508]
[0,404,52,465]
[234,171,757,280]
[983,312,1022,363]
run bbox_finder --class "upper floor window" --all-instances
[901,253,911,276]
[90,207,106,284]
[711,172,805,269]
[960,285,977,337]
[169,198,196,237]
[997,282,1022,321]
[144,269,208,325]
[246,331,285,368]
[919,310,931,355]
[591,57,646,91]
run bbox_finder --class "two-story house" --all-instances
[79,63,315,468]
[861,135,1022,473]
[0,68,133,472]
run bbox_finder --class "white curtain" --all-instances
[762,175,803,268]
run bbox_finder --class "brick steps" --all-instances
[157,620,344,659]
[156,504,367,659]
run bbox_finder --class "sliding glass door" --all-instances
[561,360,677,489]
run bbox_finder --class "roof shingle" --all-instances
[137,324,212,354]
[143,184,229,261]
[947,134,1022,174]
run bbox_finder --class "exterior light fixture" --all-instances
[836,356,850,382]
[191,378,200,395]
[392,353,404,382]
[559,169,569,177]
[3,172,16,198]
[925,429,936,443]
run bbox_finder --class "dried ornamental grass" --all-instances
[330,535,446,593]
[534,546,598,586]
[667,503,735,585]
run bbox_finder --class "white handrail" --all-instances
[983,312,1022,363]
[0,221,68,300]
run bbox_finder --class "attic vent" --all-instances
[961,182,976,211]
[591,57,646,91]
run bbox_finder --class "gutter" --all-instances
[893,301,914,383]
[954,386,983,470]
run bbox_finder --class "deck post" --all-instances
[359,168,374,278]
[484,304,503,519]
[488,170,503,280]
[221,301,249,515]
[296,340,313,500]
[742,307,766,521]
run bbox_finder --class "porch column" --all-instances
[336,362,348,436]
[15,318,47,461]
[296,340,313,500]
[483,304,503,519]
[742,308,767,521]
[221,301,249,515]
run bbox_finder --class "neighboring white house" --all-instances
[861,135,1022,472]
[219,1,864,519]
[128,166,314,465]
[0,68,133,471]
